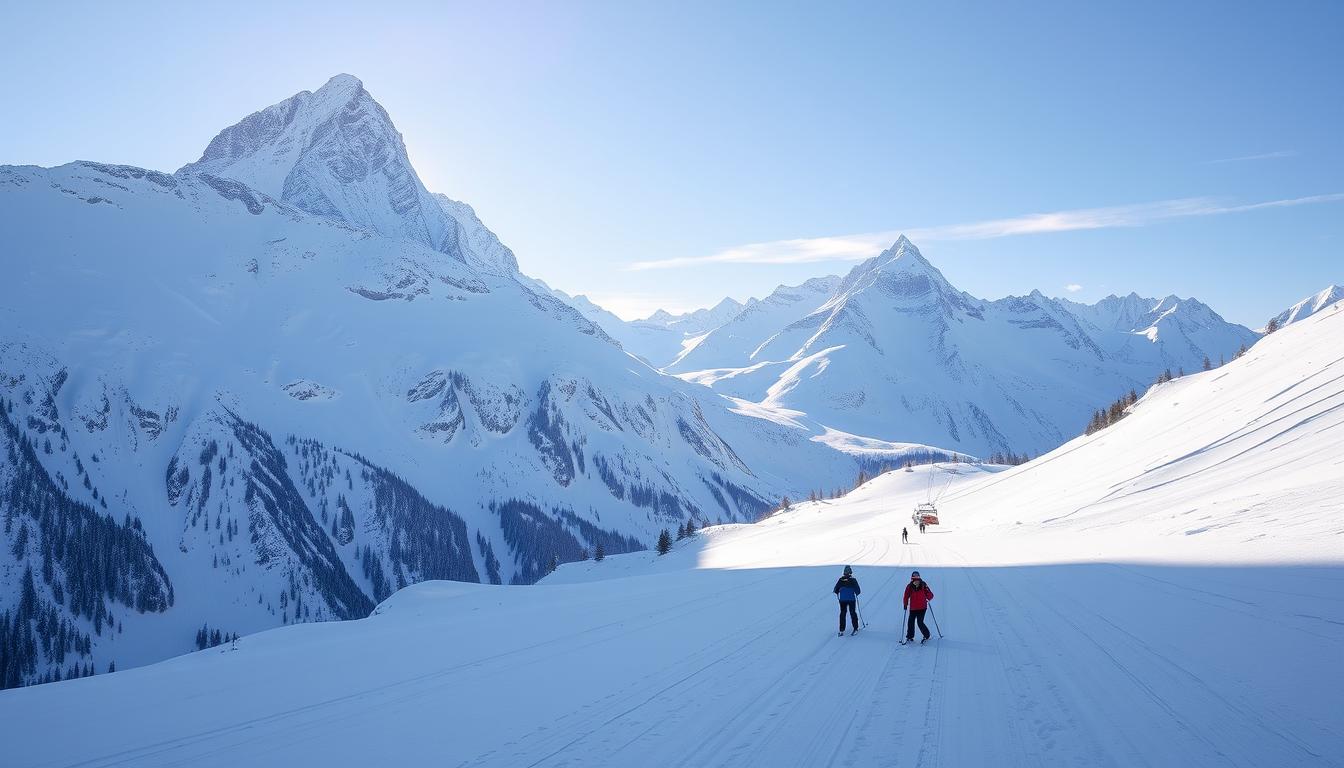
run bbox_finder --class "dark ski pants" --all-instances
[907,608,930,640]
[839,600,858,631]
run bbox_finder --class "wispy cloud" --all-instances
[1203,150,1298,165]
[627,193,1344,271]
[1065,284,1083,293]
[626,232,901,271]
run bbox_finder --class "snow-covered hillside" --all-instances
[670,237,1258,457]
[2,286,1338,768]
[0,76,936,685]
[1265,284,1342,330]
[542,284,747,368]
[667,276,842,372]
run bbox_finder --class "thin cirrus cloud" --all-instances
[626,192,1344,271]
[1065,284,1084,293]
[1203,150,1298,164]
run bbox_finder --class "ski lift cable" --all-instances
[932,471,954,505]
[924,462,954,505]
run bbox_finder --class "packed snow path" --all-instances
[4,493,1339,768]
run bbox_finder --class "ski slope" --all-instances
[2,303,1341,767]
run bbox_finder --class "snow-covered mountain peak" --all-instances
[869,235,931,272]
[757,276,841,306]
[181,73,383,191]
[1265,284,1343,330]
[320,72,364,92]
[178,74,517,275]
[711,296,746,314]
[828,236,957,311]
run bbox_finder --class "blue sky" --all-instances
[2,1,1340,325]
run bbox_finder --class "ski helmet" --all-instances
[843,565,853,575]
[911,570,921,578]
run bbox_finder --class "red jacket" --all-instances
[904,581,933,610]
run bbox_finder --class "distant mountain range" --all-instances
[561,238,1262,457]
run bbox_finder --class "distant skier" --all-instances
[919,521,926,534]
[902,527,908,544]
[833,566,861,636]
[903,571,934,643]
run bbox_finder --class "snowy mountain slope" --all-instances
[672,237,1258,457]
[938,293,1344,561]
[666,275,842,372]
[1058,291,1256,365]
[0,79,919,685]
[534,284,690,366]
[3,304,1338,767]
[642,297,746,336]
[541,286,747,368]
[1265,284,1343,331]
[622,297,750,368]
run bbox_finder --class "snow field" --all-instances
[2,271,1340,766]
[3,462,1339,766]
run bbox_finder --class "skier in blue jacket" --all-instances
[833,565,861,635]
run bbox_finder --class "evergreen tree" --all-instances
[684,519,697,537]
[656,528,672,555]
[594,543,605,562]
[548,554,560,574]
[1202,356,1212,371]
[676,523,687,540]
[108,660,116,673]
[780,496,791,511]
[1266,317,1280,334]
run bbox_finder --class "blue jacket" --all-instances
[834,575,861,602]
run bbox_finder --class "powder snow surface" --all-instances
[2,303,1341,767]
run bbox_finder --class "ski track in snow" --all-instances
[13,520,1339,768]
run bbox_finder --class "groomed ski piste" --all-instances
[3,304,1342,767]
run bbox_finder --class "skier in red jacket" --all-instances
[903,571,934,643]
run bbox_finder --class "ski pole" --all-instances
[856,598,866,628]
[929,603,943,638]
[901,607,907,642]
